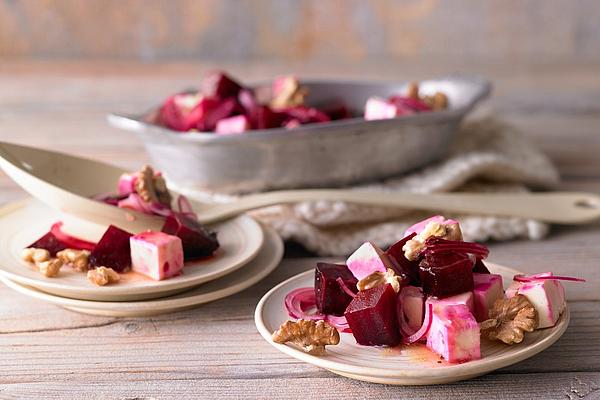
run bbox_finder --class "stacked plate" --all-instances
[0,198,283,317]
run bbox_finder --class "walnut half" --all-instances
[480,294,538,345]
[272,319,340,355]
[357,268,403,293]
[403,220,463,261]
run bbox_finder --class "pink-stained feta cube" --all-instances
[426,304,481,363]
[215,115,251,135]
[130,231,184,281]
[118,173,137,195]
[426,291,474,314]
[473,273,504,321]
[505,280,521,299]
[346,242,395,280]
[511,273,566,329]
[398,286,424,333]
[404,215,459,237]
[364,96,414,121]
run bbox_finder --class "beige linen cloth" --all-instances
[209,118,560,256]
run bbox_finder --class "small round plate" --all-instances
[255,263,570,385]
[0,199,264,301]
[0,224,282,317]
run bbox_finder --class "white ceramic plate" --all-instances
[0,224,283,317]
[255,263,570,385]
[0,199,264,301]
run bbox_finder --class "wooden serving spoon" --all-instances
[0,141,598,233]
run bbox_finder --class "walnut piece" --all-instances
[403,220,463,261]
[270,77,308,110]
[21,248,51,264]
[406,82,420,99]
[480,294,538,345]
[37,259,63,277]
[357,268,402,293]
[134,165,172,206]
[87,267,120,286]
[272,319,340,355]
[57,249,90,272]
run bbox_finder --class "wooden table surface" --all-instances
[0,61,599,399]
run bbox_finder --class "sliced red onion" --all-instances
[398,288,421,337]
[325,315,351,333]
[284,287,325,321]
[50,222,96,251]
[336,277,357,298]
[177,195,194,215]
[402,303,433,344]
[284,287,352,333]
[514,274,586,283]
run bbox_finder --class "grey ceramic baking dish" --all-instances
[108,75,491,194]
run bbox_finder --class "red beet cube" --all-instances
[385,233,420,285]
[195,97,237,131]
[282,106,331,124]
[345,284,401,346]
[314,262,357,316]
[162,213,219,260]
[201,71,242,99]
[157,93,203,132]
[89,225,133,272]
[419,252,474,298]
[28,232,68,257]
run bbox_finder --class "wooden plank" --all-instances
[0,373,598,400]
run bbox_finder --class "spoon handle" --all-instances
[194,190,600,225]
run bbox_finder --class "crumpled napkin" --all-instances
[202,118,560,256]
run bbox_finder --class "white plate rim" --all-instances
[0,225,283,314]
[0,199,265,300]
[254,263,570,381]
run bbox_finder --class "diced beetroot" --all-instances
[345,284,401,346]
[255,106,286,129]
[314,262,358,316]
[201,71,242,99]
[161,212,219,260]
[215,114,251,135]
[157,93,204,132]
[473,258,490,274]
[419,252,474,298]
[28,232,68,257]
[89,225,134,272]
[195,97,237,131]
[321,102,353,120]
[385,233,420,285]
[282,106,331,124]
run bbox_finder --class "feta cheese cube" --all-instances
[426,291,475,314]
[473,273,504,321]
[514,274,566,329]
[346,242,395,280]
[426,303,481,363]
[130,231,184,281]
[215,115,250,135]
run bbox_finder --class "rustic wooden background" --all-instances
[1,0,599,64]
